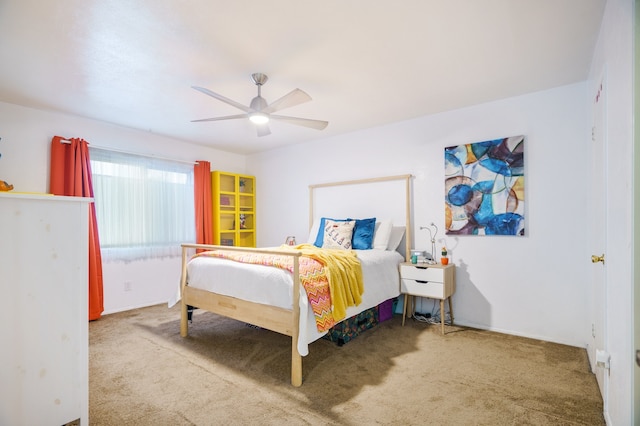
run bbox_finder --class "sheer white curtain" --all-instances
[90,148,195,262]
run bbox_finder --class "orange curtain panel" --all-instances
[50,136,104,321]
[194,161,213,247]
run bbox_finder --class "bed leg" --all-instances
[179,245,190,337]
[180,300,189,337]
[291,256,302,387]
[291,345,302,387]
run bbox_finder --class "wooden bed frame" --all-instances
[179,174,412,387]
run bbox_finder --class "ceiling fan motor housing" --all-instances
[250,95,268,111]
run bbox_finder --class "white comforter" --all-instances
[183,249,403,355]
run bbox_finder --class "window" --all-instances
[90,148,195,262]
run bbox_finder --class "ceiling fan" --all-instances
[191,73,329,137]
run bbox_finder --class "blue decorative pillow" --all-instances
[350,217,376,249]
[313,217,376,250]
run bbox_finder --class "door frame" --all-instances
[588,70,608,405]
[633,1,639,422]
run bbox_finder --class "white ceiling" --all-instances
[0,0,605,155]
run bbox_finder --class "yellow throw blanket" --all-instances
[290,244,364,322]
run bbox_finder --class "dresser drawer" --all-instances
[401,279,446,299]
[399,264,444,282]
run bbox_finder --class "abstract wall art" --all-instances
[444,135,525,236]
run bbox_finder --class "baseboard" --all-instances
[453,319,588,349]
[102,300,168,316]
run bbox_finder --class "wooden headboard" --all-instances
[308,174,413,261]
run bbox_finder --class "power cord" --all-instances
[412,312,452,325]
[411,299,452,325]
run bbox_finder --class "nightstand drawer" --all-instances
[399,265,444,282]
[401,278,446,299]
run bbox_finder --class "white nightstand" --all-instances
[399,262,456,334]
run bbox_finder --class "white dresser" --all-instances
[0,193,91,425]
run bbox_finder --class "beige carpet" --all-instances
[89,304,604,425]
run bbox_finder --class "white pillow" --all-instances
[307,218,321,244]
[387,226,405,251]
[372,220,393,250]
[322,219,355,250]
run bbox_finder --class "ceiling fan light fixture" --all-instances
[192,73,328,136]
[249,112,269,124]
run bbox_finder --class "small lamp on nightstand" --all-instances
[419,222,438,265]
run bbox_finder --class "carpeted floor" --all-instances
[89,303,604,425]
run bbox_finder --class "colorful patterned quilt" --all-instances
[194,244,363,332]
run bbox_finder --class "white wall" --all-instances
[588,0,635,424]
[0,101,246,313]
[248,82,591,348]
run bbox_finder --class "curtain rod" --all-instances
[59,138,199,165]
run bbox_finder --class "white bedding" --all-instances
[185,249,403,356]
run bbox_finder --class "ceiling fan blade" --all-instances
[256,123,271,137]
[192,86,250,113]
[263,89,312,114]
[270,115,329,130]
[191,114,247,123]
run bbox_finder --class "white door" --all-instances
[589,72,607,402]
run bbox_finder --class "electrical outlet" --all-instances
[592,323,596,338]
[124,281,132,292]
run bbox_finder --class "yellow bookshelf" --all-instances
[211,171,255,247]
